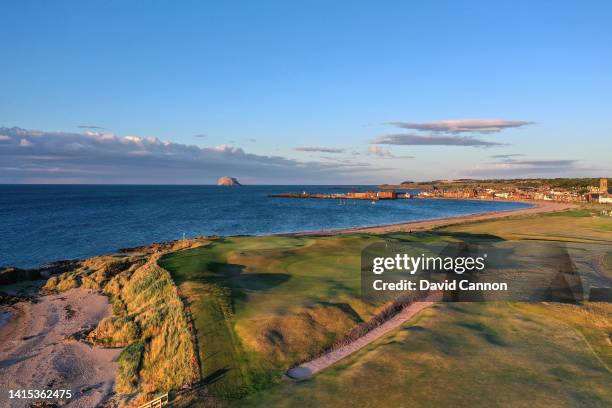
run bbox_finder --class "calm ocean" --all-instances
[0,185,531,268]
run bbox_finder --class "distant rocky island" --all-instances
[217,176,241,186]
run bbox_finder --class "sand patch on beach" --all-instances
[299,201,575,235]
[0,287,121,407]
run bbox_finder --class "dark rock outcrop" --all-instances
[0,260,79,286]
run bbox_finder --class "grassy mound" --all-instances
[514,302,612,370]
[240,302,611,407]
[122,255,198,395]
[160,234,442,397]
[117,341,145,393]
[42,248,200,403]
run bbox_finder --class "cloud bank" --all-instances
[464,157,600,177]
[294,146,345,153]
[371,134,504,147]
[490,154,526,159]
[0,127,381,184]
[504,159,578,167]
[77,125,106,130]
[386,119,533,134]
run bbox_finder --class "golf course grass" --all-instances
[239,302,611,407]
[161,209,612,406]
[160,234,395,396]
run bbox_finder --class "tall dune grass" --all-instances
[42,249,200,403]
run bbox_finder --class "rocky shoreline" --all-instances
[0,260,79,286]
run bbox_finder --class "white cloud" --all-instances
[367,145,414,159]
[0,127,383,184]
[212,144,245,154]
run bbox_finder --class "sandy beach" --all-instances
[297,200,575,235]
[0,288,121,408]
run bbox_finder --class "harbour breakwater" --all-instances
[270,191,413,200]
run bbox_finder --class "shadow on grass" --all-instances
[317,301,364,323]
[436,231,505,243]
[457,321,508,346]
[403,325,428,332]
[202,367,231,386]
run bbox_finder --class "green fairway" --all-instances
[161,211,612,405]
[160,235,394,396]
[239,302,611,408]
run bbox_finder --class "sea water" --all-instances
[0,185,531,268]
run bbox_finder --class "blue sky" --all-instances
[1,1,611,184]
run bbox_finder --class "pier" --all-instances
[270,191,412,200]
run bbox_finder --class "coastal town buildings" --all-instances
[274,178,611,204]
[416,178,610,204]
[597,178,612,203]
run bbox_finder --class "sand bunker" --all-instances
[0,287,121,407]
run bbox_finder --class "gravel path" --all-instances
[287,294,441,380]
